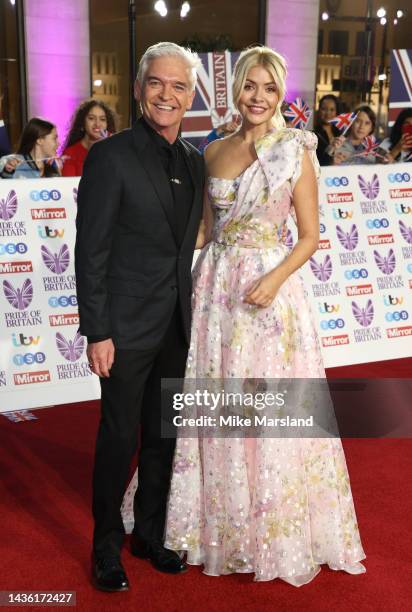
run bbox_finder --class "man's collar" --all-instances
[141,117,179,148]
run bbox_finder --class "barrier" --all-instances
[0,166,411,412]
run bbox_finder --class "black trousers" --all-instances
[92,306,188,557]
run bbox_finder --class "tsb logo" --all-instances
[384,310,409,322]
[344,268,368,280]
[318,302,340,313]
[13,352,46,366]
[48,295,78,308]
[388,172,411,183]
[325,176,349,187]
[366,218,389,229]
[333,208,353,219]
[30,189,61,202]
[0,242,28,255]
[320,318,345,330]
[320,223,326,233]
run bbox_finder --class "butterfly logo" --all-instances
[309,254,332,282]
[399,220,412,245]
[336,224,358,251]
[373,248,396,275]
[55,331,85,362]
[41,244,70,274]
[357,174,380,200]
[0,190,18,221]
[282,228,294,250]
[351,299,374,327]
[2,279,33,310]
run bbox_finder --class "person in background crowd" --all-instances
[314,94,340,165]
[0,117,60,179]
[379,108,412,163]
[198,119,239,152]
[61,99,116,177]
[0,93,11,157]
[332,105,378,165]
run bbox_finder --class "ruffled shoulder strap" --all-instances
[255,128,320,194]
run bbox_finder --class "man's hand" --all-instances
[87,338,115,378]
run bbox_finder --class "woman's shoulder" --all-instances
[63,141,87,156]
[256,127,318,156]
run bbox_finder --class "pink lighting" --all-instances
[24,0,90,146]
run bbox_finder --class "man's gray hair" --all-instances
[137,42,201,92]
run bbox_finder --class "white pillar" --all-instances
[266,0,320,112]
[24,0,90,143]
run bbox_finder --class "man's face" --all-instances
[135,56,195,140]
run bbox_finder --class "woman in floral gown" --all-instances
[123,46,366,586]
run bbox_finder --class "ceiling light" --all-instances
[377,8,386,18]
[321,12,329,21]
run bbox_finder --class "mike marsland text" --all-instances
[173,414,314,428]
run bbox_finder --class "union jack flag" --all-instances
[389,49,412,126]
[283,98,312,129]
[359,135,380,156]
[181,51,240,148]
[2,410,38,423]
[328,112,358,132]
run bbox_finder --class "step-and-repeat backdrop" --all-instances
[0,167,411,412]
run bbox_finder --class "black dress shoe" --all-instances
[92,555,129,592]
[131,538,187,574]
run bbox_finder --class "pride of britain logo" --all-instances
[0,190,18,221]
[41,244,70,274]
[358,174,380,200]
[3,279,33,310]
[56,331,85,362]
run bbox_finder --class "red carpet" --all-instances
[1,358,411,611]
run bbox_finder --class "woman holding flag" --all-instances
[330,105,381,165]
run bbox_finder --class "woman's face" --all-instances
[84,105,108,141]
[37,128,59,158]
[319,98,337,124]
[351,111,374,141]
[237,65,279,128]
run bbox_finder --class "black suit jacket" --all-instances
[74,119,205,350]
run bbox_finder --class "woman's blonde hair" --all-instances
[232,46,287,129]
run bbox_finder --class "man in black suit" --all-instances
[75,42,204,592]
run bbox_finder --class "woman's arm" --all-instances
[195,184,214,249]
[244,150,318,307]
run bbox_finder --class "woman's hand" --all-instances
[331,135,346,150]
[400,133,412,151]
[243,270,283,308]
[4,156,19,173]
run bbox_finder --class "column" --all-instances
[24,0,90,144]
[266,0,320,112]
